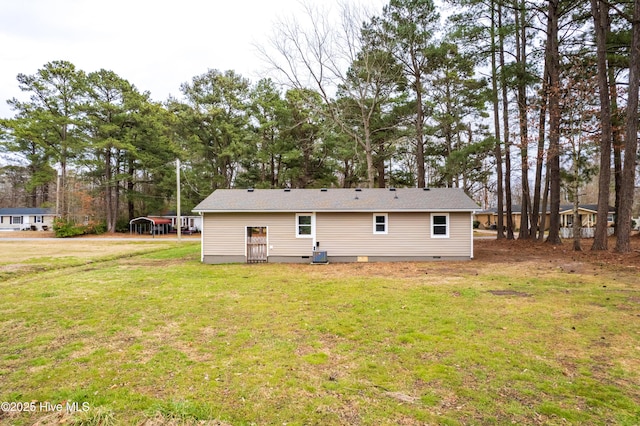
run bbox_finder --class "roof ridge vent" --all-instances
[284,188,291,192]
[389,187,396,191]
[321,188,328,192]
[247,188,254,192]
[423,187,430,191]
[355,188,362,192]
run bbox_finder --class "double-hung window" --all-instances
[431,214,449,238]
[11,216,22,225]
[373,213,388,234]
[296,214,312,238]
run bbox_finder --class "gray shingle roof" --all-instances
[0,208,55,215]
[193,188,479,212]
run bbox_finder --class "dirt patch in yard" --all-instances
[0,230,55,238]
[292,236,640,281]
[474,235,640,270]
[488,290,532,297]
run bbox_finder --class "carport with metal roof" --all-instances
[129,217,173,236]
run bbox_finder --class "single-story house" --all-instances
[159,212,202,232]
[0,208,57,231]
[475,205,546,230]
[475,204,615,231]
[558,204,615,228]
[193,187,479,264]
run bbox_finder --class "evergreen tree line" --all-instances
[0,0,638,252]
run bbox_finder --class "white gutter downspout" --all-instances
[311,212,317,250]
[470,211,475,259]
[200,212,204,262]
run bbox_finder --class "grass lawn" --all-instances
[0,239,184,281]
[0,240,639,425]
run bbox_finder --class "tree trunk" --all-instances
[270,153,277,187]
[572,159,582,251]
[376,149,386,188]
[362,114,375,188]
[415,72,427,188]
[43,181,50,206]
[343,159,351,188]
[60,121,69,219]
[546,0,562,245]
[365,147,376,189]
[605,9,622,237]
[532,16,552,240]
[127,155,135,223]
[515,0,531,239]
[572,198,582,251]
[105,149,115,233]
[29,162,37,208]
[499,2,514,240]
[615,0,640,253]
[491,0,505,240]
[60,159,67,218]
[610,61,623,237]
[538,166,550,241]
[591,0,613,251]
[113,149,122,233]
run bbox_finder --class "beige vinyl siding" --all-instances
[203,213,313,257]
[434,212,472,257]
[315,212,471,258]
[203,211,472,259]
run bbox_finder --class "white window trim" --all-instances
[35,216,43,223]
[373,213,388,234]
[296,213,313,238]
[431,213,449,238]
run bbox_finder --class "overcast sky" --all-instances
[0,0,385,118]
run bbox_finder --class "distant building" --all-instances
[475,204,615,232]
[0,208,57,231]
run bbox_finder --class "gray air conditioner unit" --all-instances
[312,250,328,264]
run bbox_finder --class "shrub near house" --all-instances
[52,218,107,238]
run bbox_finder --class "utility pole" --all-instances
[55,172,60,216]
[177,158,181,242]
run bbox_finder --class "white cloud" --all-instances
[1,0,348,117]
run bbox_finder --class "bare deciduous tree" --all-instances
[256,1,399,188]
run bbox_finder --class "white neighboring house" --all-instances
[164,214,202,232]
[0,208,57,231]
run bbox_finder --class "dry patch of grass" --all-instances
[0,240,191,280]
[0,240,179,263]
